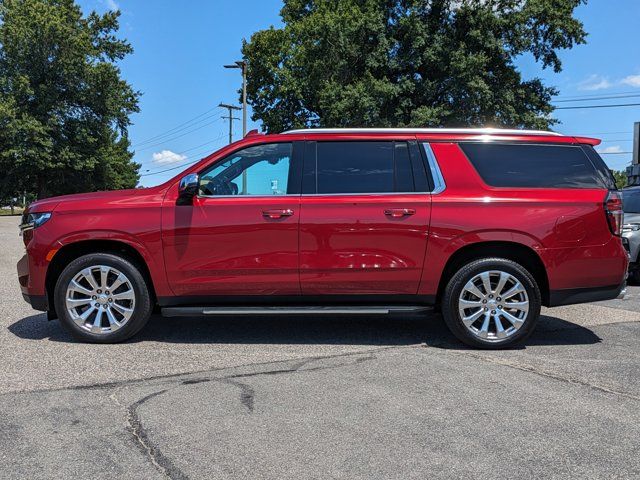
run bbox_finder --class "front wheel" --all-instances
[441,258,541,349]
[54,253,152,343]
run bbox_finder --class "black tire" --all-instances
[441,258,541,349]
[54,253,153,343]
[630,267,640,286]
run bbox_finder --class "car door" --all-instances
[299,139,431,295]
[162,141,302,296]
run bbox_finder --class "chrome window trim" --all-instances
[197,194,298,199]
[300,192,428,197]
[195,141,446,198]
[422,143,446,194]
[197,192,430,199]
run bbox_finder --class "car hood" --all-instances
[624,212,640,225]
[27,188,162,213]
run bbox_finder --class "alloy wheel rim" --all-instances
[65,265,136,334]
[457,270,529,343]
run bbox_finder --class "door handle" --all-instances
[262,209,294,219]
[384,208,416,218]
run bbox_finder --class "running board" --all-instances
[161,306,430,317]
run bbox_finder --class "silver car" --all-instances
[623,186,640,284]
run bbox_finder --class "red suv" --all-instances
[17,128,628,348]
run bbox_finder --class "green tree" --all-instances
[612,170,628,190]
[243,0,587,133]
[0,0,140,199]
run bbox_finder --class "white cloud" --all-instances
[596,145,623,154]
[104,0,119,11]
[621,75,640,88]
[152,150,187,165]
[578,74,612,91]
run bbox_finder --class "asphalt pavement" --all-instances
[1,215,639,479]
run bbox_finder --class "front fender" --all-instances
[48,228,172,298]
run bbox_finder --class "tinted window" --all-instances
[394,142,414,192]
[624,189,640,213]
[314,141,414,194]
[199,143,292,196]
[582,146,616,189]
[460,143,607,189]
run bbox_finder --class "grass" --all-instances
[0,208,24,216]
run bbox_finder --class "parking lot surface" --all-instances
[1,215,639,479]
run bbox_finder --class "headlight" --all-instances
[622,223,640,233]
[19,212,52,232]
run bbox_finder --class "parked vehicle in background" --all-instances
[623,186,640,283]
[17,128,628,348]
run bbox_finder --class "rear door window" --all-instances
[459,143,610,189]
[309,141,415,194]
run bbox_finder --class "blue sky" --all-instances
[80,0,640,186]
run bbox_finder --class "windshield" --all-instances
[624,189,640,213]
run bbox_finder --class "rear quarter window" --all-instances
[459,143,611,189]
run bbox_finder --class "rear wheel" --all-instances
[54,253,152,343]
[441,258,541,349]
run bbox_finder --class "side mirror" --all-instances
[177,173,199,205]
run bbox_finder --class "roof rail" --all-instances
[282,127,563,136]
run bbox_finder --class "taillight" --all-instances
[605,190,623,236]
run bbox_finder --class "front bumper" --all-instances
[22,293,49,311]
[17,252,49,311]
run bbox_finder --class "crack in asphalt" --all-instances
[107,351,378,479]
[110,388,191,480]
[178,354,378,414]
[0,345,399,397]
[220,379,255,413]
[442,350,640,402]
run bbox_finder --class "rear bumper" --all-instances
[541,237,629,292]
[548,281,626,307]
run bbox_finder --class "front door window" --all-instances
[199,143,292,196]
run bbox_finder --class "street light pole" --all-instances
[224,60,248,192]
[224,60,247,137]
[241,61,247,137]
[629,121,640,186]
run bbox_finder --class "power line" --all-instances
[139,133,226,175]
[132,107,219,147]
[598,151,633,155]
[137,135,226,169]
[553,93,640,103]
[133,118,223,153]
[556,102,640,110]
[554,90,640,100]
[140,159,202,177]
[574,131,631,136]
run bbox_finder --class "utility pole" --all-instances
[218,103,241,145]
[628,122,640,186]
